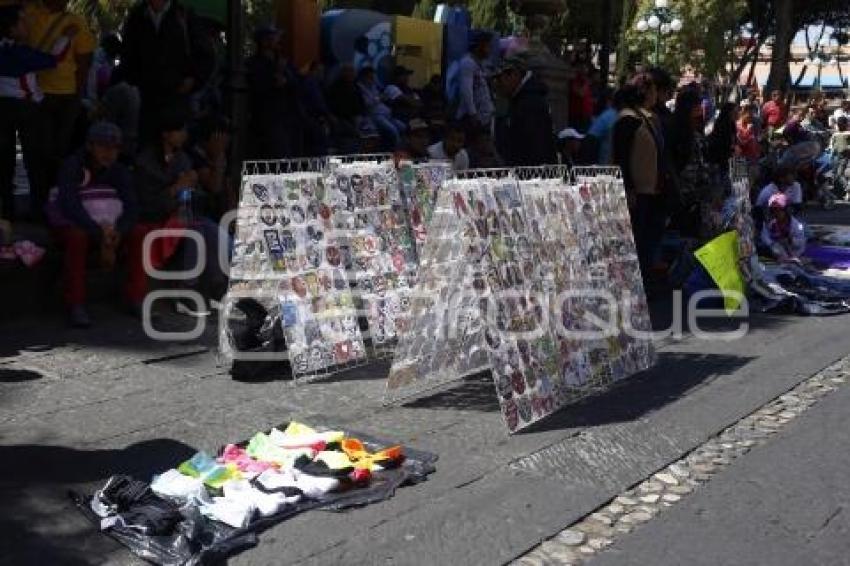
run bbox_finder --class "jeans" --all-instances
[40,94,83,169]
[371,114,406,150]
[631,194,667,279]
[0,98,51,220]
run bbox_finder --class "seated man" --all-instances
[129,112,227,318]
[428,121,470,171]
[49,122,138,327]
[761,193,806,263]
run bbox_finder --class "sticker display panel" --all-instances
[227,173,366,377]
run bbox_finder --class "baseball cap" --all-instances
[557,128,585,141]
[87,121,122,146]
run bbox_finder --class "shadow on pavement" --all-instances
[0,438,196,566]
[524,351,754,433]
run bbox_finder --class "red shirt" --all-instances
[736,121,761,161]
[762,100,786,127]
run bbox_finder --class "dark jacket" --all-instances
[246,53,301,125]
[57,151,137,237]
[326,79,365,120]
[134,145,193,222]
[501,75,557,167]
[121,1,212,101]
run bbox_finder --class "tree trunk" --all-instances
[615,0,638,82]
[598,0,613,80]
[765,0,794,95]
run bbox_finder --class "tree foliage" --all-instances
[623,0,747,77]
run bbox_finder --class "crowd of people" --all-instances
[2,0,848,326]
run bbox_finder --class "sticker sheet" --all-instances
[385,181,490,400]
[326,161,419,354]
[227,173,367,377]
[398,161,454,255]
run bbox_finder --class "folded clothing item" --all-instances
[246,432,315,469]
[341,438,404,471]
[269,422,345,449]
[151,469,211,506]
[178,452,241,489]
[218,444,277,477]
[200,479,303,528]
[253,468,340,500]
[91,475,183,537]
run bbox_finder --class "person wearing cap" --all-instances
[128,110,227,317]
[454,31,495,131]
[556,128,585,167]
[492,52,556,167]
[121,0,214,141]
[246,24,301,158]
[761,192,806,263]
[50,121,137,327]
[383,65,422,123]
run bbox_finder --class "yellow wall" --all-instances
[393,16,443,88]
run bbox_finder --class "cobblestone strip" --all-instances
[512,356,850,566]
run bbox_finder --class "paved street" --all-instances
[591,376,850,566]
[2,208,850,565]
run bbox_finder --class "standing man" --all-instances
[26,0,95,174]
[455,31,495,134]
[121,0,213,142]
[491,53,556,167]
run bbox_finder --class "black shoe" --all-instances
[68,305,92,328]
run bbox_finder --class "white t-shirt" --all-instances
[756,182,803,207]
[428,141,470,171]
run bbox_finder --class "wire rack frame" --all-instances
[241,157,328,176]
[453,167,517,181]
[512,164,571,181]
[327,153,394,165]
[570,166,623,182]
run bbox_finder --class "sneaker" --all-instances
[174,298,211,318]
[68,305,92,328]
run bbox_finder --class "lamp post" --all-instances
[635,0,683,66]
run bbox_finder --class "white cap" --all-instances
[557,128,585,141]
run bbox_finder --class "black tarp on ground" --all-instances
[73,425,437,565]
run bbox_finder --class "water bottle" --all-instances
[177,188,194,225]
